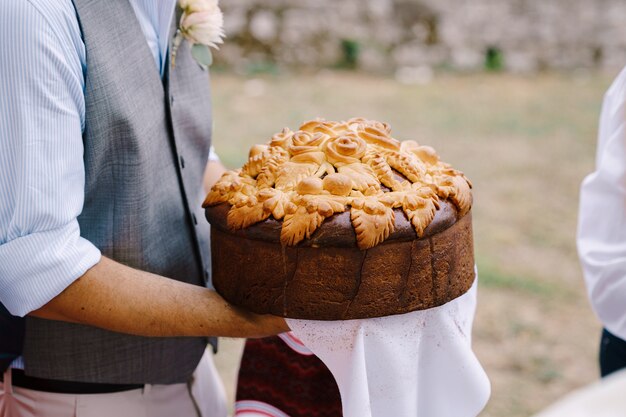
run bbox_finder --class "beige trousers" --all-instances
[0,349,227,417]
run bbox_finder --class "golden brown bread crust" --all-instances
[210,212,475,320]
[205,199,460,248]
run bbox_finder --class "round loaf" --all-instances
[206,203,474,320]
[203,118,475,320]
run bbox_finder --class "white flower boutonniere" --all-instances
[172,0,225,68]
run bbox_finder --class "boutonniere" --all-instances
[172,0,225,68]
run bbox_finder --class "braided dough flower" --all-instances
[325,133,367,166]
[204,118,473,250]
[269,128,295,149]
[299,119,338,137]
[289,131,329,156]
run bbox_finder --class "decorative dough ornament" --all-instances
[204,118,476,320]
[203,118,473,250]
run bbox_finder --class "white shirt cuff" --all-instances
[208,146,220,162]
[0,220,101,317]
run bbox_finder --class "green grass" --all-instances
[477,258,564,298]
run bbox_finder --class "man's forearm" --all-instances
[30,256,288,338]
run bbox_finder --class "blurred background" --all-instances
[209,1,624,416]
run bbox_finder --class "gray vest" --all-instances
[22,0,214,384]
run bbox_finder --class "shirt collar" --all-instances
[128,0,177,76]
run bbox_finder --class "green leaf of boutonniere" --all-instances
[191,44,213,68]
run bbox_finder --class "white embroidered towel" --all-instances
[287,277,490,417]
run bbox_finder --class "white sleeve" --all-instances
[208,145,221,162]
[577,66,626,340]
[0,0,101,316]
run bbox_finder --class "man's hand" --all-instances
[30,256,289,338]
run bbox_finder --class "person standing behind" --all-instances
[578,65,626,377]
[0,1,287,416]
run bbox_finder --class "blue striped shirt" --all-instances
[0,0,177,319]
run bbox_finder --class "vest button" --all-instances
[170,95,175,106]
[179,155,185,169]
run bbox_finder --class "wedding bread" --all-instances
[203,118,475,320]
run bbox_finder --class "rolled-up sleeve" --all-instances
[0,0,101,316]
[578,67,626,341]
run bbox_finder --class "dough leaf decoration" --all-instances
[300,194,348,217]
[280,205,325,246]
[258,188,292,220]
[205,118,473,248]
[274,162,319,191]
[227,182,258,209]
[256,148,289,189]
[384,151,426,183]
[350,197,396,249]
[404,202,437,237]
[337,162,380,193]
[279,190,347,245]
[203,171,252,207]
[436,174,473,216]
[365,153,403,191]
[241,148,268,178]
[401,186,440,237]
[227,201,271,230]
[290,150,326,166]
[377,191,405,209]
[450,175,473,216]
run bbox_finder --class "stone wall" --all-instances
[214,0,626,74]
